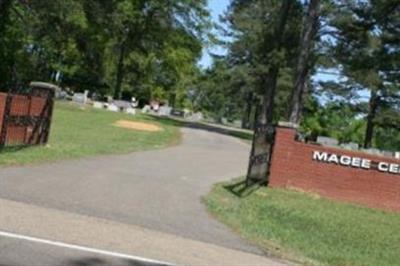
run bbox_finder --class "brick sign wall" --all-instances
[269,126,400,212]
[0,91,53,146]
[0,94,5,132]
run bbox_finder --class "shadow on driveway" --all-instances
[63,257,172,266]
[0,257,172,266]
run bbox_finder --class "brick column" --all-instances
[268,122,298,186]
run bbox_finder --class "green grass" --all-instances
[204,178,400,266]
[0,102,180,166]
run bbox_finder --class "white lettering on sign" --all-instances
[361,159,371,169]
[313,151,400,175]
[340,155,351,166]
[378,162,389,172]
[313,151,328,161]
[328,154,339,164]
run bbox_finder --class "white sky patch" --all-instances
[198,0,231,69]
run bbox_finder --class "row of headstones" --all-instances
[316,136,400,159]
[141,104,204,122]
[92,100,137,115]
[71,90,205,121]
[70,90,137,115]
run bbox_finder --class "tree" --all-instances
[0,0,13,36]
[325,0,400,148]
[289,0,321,124]
[224,0,302,124]
[0,0,211,106]
[192,0,303,128]
[246,0,293,184]
[301,100,365,145]
[0,0,17,87]
[107,0,210,100]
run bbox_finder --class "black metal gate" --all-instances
[0,83,55,148]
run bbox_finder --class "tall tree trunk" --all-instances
[247,0,292,184]
[364,91,379,149]
[241,92,253,129]
[289,0,320,124]
[114,42,126,100]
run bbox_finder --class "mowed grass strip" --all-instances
[204,178,400,266]
[0,102,180,166]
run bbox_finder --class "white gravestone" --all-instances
[93,101,104,109]
[107,104,119,112]
[126,108,136,115]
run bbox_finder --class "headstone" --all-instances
[233,120,242,128]
[171,109,185,117]
[395,152,400,159]
[158,106,172,116]
[187,112,204,122]
[107,104,119,112]
[142,105,151,113]
[72,90,89,104]
[183,109,191,118]
[150,100,160,112]
[125,108,136,115]
[341,142,359,150]
[58,91,68,99]
[113,100,131,110]
[91,92,99,101]
[93,101,104,109]
[84,90,89,103]
[317,136,339,147]
[131,97,139,108]
[362,148,382,156]
[382,151,394,158]
[72,93,85,104]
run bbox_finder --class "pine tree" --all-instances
[246,0,293,184]
[326,0,400,148]
[289,0,321,124]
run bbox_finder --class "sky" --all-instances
[198,1,370,105]
[199,0,341,87]
[198,0,231,68]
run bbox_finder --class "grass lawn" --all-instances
[0,102,180,166]
[204,178,400,266]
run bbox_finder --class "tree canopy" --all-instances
[1,0,399,152]
[0,0,210,107]
[193,0,400,153]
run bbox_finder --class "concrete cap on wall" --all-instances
[277,121,299,129]
[29,82,60,91]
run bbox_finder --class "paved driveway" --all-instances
[0,127,287,265]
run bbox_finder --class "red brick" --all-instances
[0,93,51,145]
[269,127,400,212]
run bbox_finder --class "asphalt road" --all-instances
[0,127,287,265]
[0,233,168,266]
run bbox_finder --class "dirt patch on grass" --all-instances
[114,120,163,132]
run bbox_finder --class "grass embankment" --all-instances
[204,178,400,266]
[0,102,180,166]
